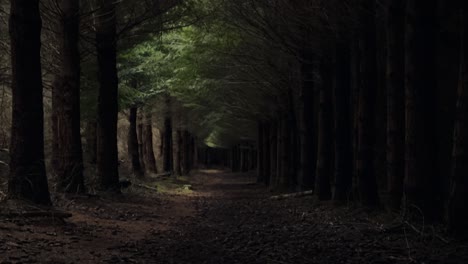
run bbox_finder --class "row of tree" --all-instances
[2,0,468,237]
[2,0,197,205]
[226,0,467,235]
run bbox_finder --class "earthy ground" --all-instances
[1,170,467,264]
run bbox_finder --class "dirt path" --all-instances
[1,170,468,264]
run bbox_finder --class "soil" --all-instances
[1,170,467,264]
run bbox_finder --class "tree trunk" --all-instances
[257,122,265,182]
[351,38,361,199]
[193,138,199,169]
[137,111,145,172]
[184,133,191,173]
[315,60,333,201]
[275,118,284,189]
[448,4,468,235]
[190,134,195,172]
[269,121,278,189]
[333,42,353,203]
[173,130,182,176]
[386,0,406,211]
[286,88,299,190]
[128,107,143,177]
[143,112,157,174]
[262,123,271,185]
[8,0,51,204]
[298,54,316,191]
[278,116,293,191]
[357,0,379,207]
[243,148,249,172]
[181,131,191,175]
[52,0,85,193]
[163,116,173,172]
[85,120,98,164]
[96,0,119,191]
[404,0,439,220]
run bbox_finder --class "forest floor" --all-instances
[1,170,468,264]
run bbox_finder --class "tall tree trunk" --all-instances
[180,130,187,175]
[173,130,182,176]
[333,42,353,203]
[193,138,198,169]
[137,111,145,172]
[231,146,236,172]
[128,107,143,177]
[262,123,271,185]
[143,112,157,174]
[190,134,195,171]
[257,122,265,182]
[53,0,85,193]
[96,0,119,190]
[298,54,316,191]
[357,0,379,207]
[386,0,406,211]
[269,121,278,189]
[275,118,284,189]
[315,60,333,201]
[278,115,293,191]
[163,116,173,172]
[51,92,59,175]
[351,38,361,199]
[85,120,97,164]
[182,131,191,175]
[404,0,439,220]
[8,0,51,204]
[286,88,299,190]
[448,3,468,235]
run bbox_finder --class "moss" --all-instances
[152,177,194,195]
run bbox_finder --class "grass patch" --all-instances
[134,176,194,195]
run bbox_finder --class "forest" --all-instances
[0,0,468,263]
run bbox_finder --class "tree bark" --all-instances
[193,138,198,169]
[333,42,353,203]
[8,0,51,204]
[404,0,439,220]
[128,107,143,177]
[275,118,284,190]
[298,54,316,191]
[386,0,406,211]
[163,116,173,172]
[315,60,333,201]
[448,4,468,235]
[143,112,157,174]
[85,120,97,164]
[278,115,294,191]
[137,111,145,172]
[173,130,182,176]
[357,0,379,208]
[182,131,191,175]
[53,0,85,193]
[96,0,119,191]
[257,122,265,182]
[269,121,278,189]
[262,123,271,185]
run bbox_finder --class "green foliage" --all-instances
[116,0,282,147]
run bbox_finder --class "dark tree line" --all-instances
[3,0,468,238]
[4,0,191,203]
[240,0,468,236]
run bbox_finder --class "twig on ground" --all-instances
[269,190,314,200]
[403,220,449,244]
[135,184,158,192]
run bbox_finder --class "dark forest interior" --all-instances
[1,0,468,263]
